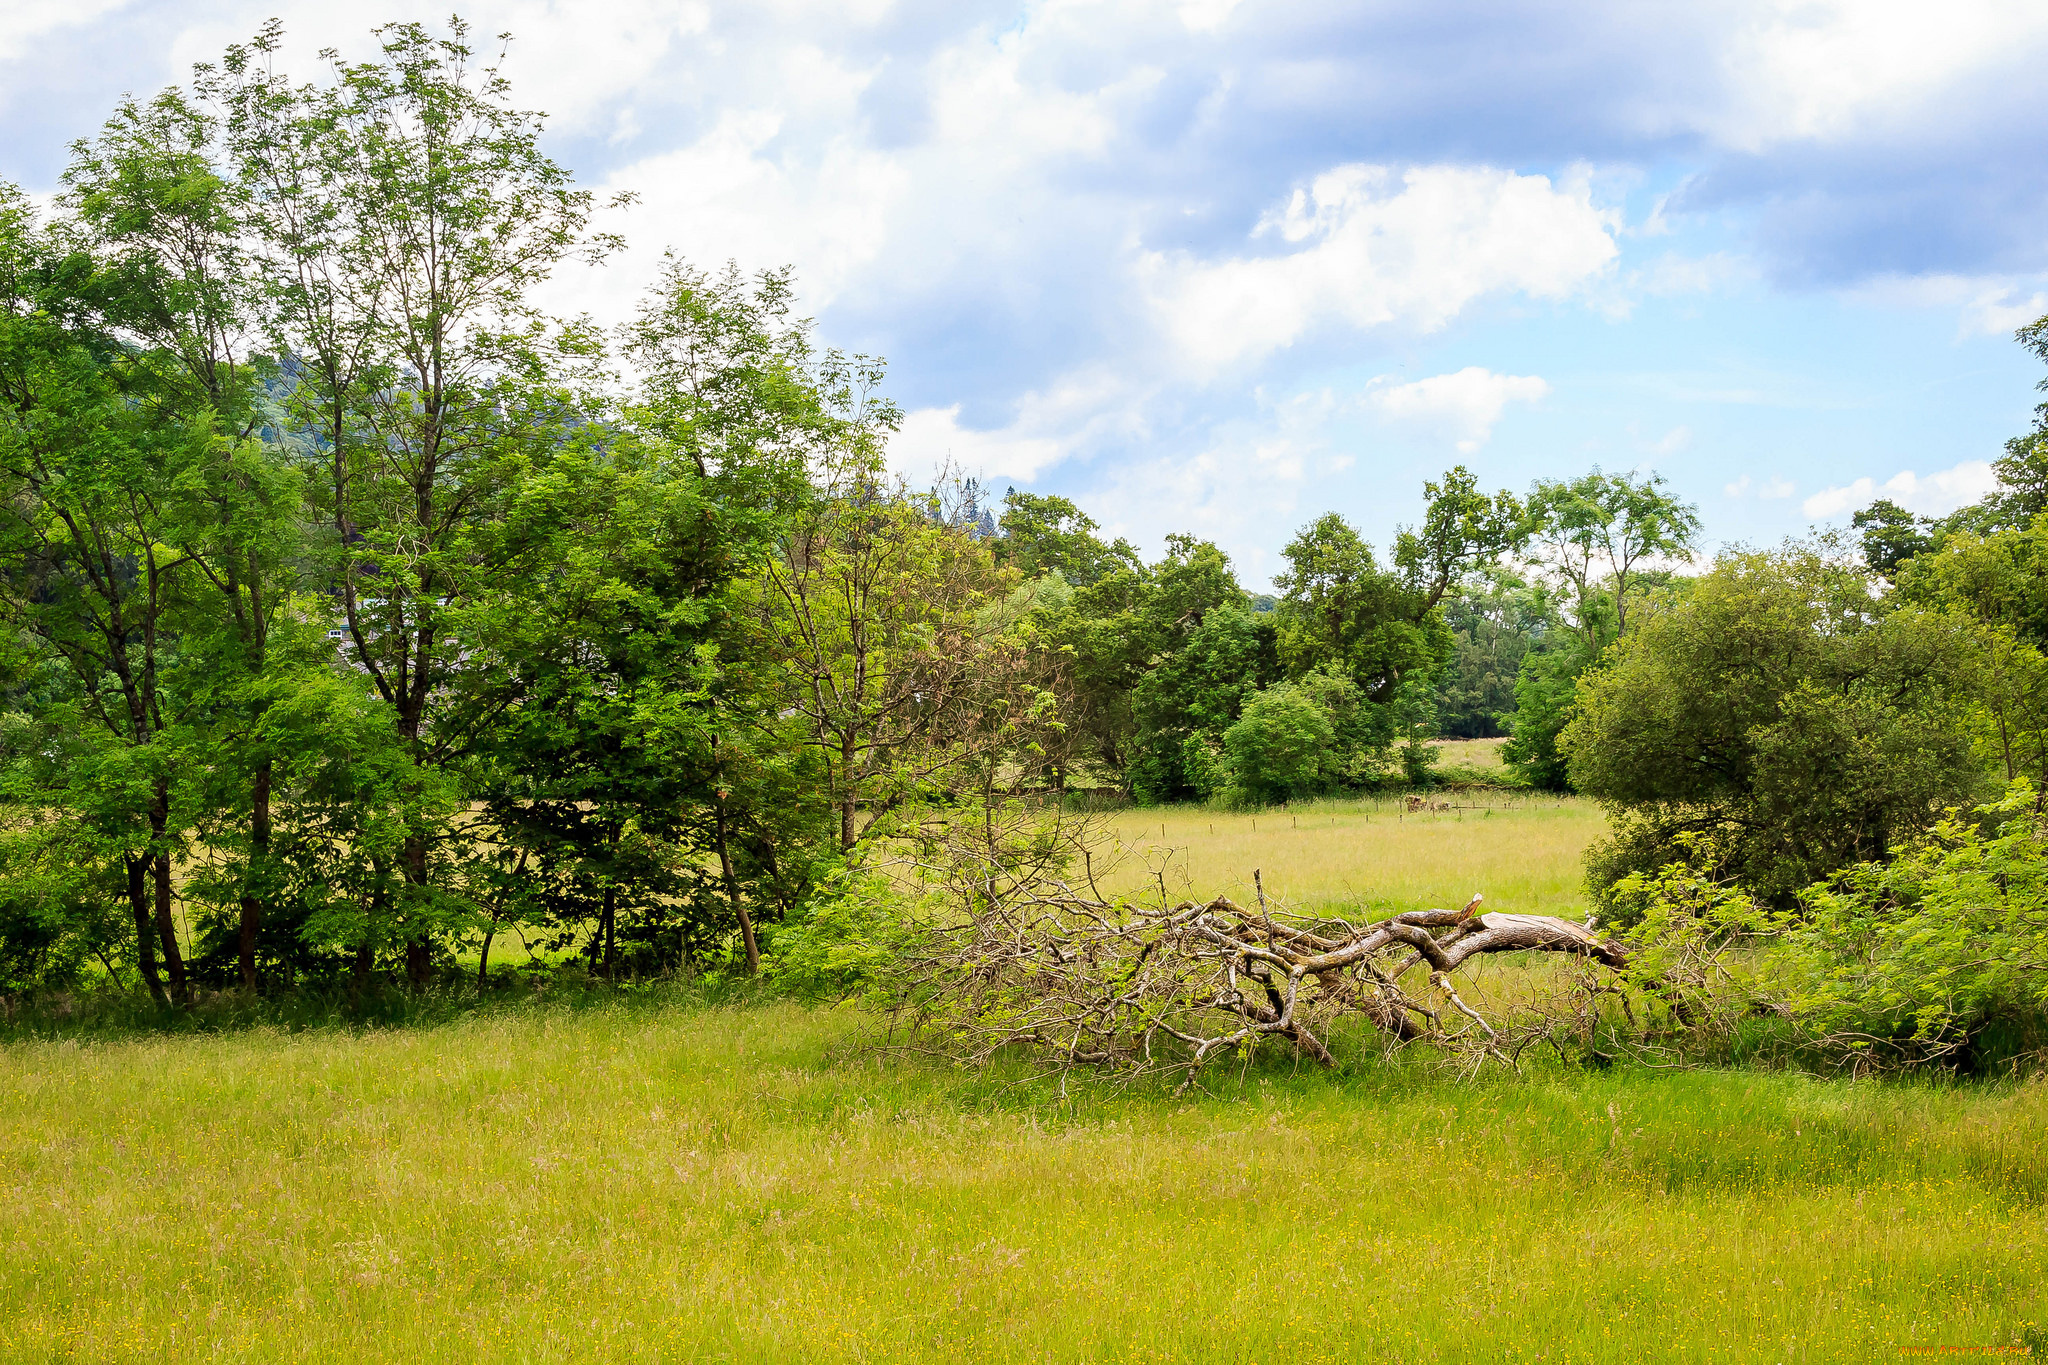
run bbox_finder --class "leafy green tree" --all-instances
[1035,563,1153,782]
[1502,469,1700,789]
[1393,464,1525,610]
[209,19,625,984]
[1123,536,1275,803]
[1272,513,1443,703]
[1852,498,1939,583]
[756,468,1034,852]
[1896,515,2048,795]
[1525,468,1700,643]
[1564,547,1988,909]
[0,183,205,1006]
[1221,682,1333,805]
[995,489,1138,588]
[1778,781,2048,1068]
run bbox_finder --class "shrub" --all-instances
[1221,681,1334,805]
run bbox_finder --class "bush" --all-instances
[764,866,927,1003]
[1776,781,2048,1070]
[1221,681,1334,805]
[1612,784,2048,1073]
[1566,547,1988,908]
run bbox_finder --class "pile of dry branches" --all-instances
[892,810,1641,1081]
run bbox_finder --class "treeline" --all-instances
[992,462,1696,802]
[0,20,1575,1001]
[11,19,2047,1018]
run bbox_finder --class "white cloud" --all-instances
[1143,165,1620,373]
[1802,460,1998,519]
[890,405,1071,483]
[1717,0,2048,150]
[1841,274,2048,339]
[1368,367,1550,453]
[0,0,131,62]
[1963,287,2048,339]
[1726,472,1795,499]
[1641,425,1692,456]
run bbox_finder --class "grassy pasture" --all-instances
[4,801,2045,1363]
[1096,793,1606,921]
[2,1006,2044,1363]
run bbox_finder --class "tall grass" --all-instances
[1,1001,2042,1363]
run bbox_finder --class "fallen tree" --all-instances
[890,809,1642,1080]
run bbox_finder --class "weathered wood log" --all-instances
[903,880,1634,1079]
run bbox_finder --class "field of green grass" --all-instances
[1098,792,1605,921]
[4,803,2045,1364]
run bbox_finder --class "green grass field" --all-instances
[4,803,2045,1364]
[1097,791,1604,921]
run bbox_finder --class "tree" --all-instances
[1393,464,1525,611]
[211,19,624,984]
[1122,536,1275,803]
[1564,547,1988,910]
[0,183,204,1006]
[1852,498,1938,584]
[61,80,328,992]
[1501,468,1701,790]
[1272,513,1442,703]
[1896,515,2048,796]
[1434,569,1556,739]
[1034,563,1153,782]
[758,465,1035,852]
[1524,468,1700,643]
[995,489,1138,588]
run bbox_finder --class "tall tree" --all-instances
[1524,468,1700,642]
[1273,513,1442,702]
[0,184,201,1005]
[212,19,622,984]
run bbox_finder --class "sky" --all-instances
[6,1,2048,586]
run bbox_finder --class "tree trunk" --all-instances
[403,835,432,987]
[127,856,168,1008]
[601,882,616,982]
[714,795,759,975]
[405,937,432,988]
[152,853,189,1007]
[840,733,858,852]
[237,759,271,991]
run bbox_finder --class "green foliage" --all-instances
[1897,513,2048,790]
[763,865,926,1003]
[1392,464,1525,609]
[1434,570,1554,739]
[1390,675,1441,787]
[1500,625,1603,792]
[1524,468,1701,642]
[1220,680,1335,804]
[1124,537,1276,804]
[1566,547,1989,908]
[1852,498,1939,582]
[995,488,1138,588]
[1273,512,1444,703]
[1779,781,2048,1068]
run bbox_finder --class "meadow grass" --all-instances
[7,800,2045,1363]
[1,1002,2044,1363]
[1096,794,1607,921]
